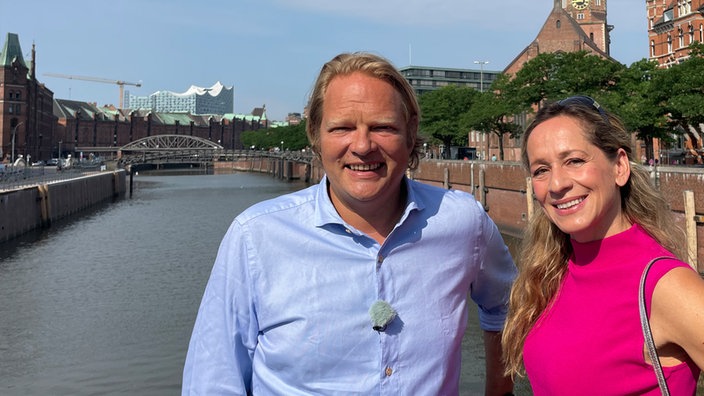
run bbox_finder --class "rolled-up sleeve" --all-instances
[470,206,517,331]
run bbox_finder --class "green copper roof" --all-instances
[0,33,27,68]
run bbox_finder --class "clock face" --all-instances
[572,0,590,10]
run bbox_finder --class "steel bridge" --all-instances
[119,135,224,166]
[117,134,314,170]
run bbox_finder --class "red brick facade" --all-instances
[503,0,612,76]
[647,0,704,67]
[0,34,57,163]
[469,0,615,162]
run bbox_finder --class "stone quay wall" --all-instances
[216,158,704,270]
[0,170,126,243]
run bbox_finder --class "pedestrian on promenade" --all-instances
[183,52,517,395]
[502,95,704,394]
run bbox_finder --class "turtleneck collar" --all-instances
[570,223,641,266]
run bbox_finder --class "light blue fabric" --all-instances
[183,176,516,395]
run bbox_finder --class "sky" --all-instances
[1,0,649,121]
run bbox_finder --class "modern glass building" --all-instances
[125,81,233,115]
[398,65,500,95]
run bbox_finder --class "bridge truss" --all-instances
[119,135,224,165]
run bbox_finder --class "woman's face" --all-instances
[526,115,631,243]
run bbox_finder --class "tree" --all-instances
[652,43,704,132]
[461,74,529,160]
[241,121,309,151]
[418,85,479,158]
[610,59,670,161]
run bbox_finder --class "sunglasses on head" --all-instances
[557,95,610,126]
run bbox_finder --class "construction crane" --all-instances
[44,72,142,109]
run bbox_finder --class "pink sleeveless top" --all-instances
[523,224,700,395]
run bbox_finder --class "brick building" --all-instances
[1,32,267,162]
[0,33,57,164]
[504,0,613,76]
[53,99,266,159]
[647,0,704,67]
[469,0,616,161]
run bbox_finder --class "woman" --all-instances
[502,96,704,394]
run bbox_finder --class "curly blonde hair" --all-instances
[501,97,686,377]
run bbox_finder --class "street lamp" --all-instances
[11,121,24,164]
[473,60,489,92]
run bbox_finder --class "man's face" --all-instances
[318,72,414,214]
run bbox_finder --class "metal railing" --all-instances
[0,165,105,192]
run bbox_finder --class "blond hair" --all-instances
[305,52,423,170]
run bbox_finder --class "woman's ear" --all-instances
[614,148,631,187]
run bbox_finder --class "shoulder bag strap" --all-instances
[639,256,671,396]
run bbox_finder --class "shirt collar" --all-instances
[313,175,422,229]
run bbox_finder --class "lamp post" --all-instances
[11,121,24,164]
[473,60,489,92]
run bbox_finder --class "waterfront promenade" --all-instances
[0,165,126,243]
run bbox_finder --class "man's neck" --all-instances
[329,183,407,244]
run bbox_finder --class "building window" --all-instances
[595,0,601,5]
[689,24,695,44]
[556,20,561,29]
[577,13,585,20]
[679,27,684,48]
[15,104,20,115]
[8,104,13,114]
[651,40,656,57]
[667,34,673,53]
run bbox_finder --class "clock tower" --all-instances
[563,0,612,55]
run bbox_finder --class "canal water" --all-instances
[0,171,530,395]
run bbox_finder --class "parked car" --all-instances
[32,160,46,166]
[47,158,59,166]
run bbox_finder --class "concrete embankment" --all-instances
[0,170,126,243]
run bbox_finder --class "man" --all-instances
[183,52,516,395]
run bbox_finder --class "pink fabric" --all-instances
[523,224,700,395]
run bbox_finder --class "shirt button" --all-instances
[385,366,393,376]
[345,229,352,234]
[377,255,384,264]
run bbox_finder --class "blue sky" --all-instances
[2,0,648,121]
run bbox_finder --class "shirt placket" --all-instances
[375,247,400,393]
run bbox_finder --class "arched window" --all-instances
[556,19,561,29]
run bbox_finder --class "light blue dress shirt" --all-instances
[183,176,516,395]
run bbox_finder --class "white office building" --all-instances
[125,81,234,115]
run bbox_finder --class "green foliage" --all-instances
[483,50,704,158]
[511,51,625,106]
[460,75,529,160]
[418,85,479,156]
[241,121,309,151]
[651,43,704,129]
